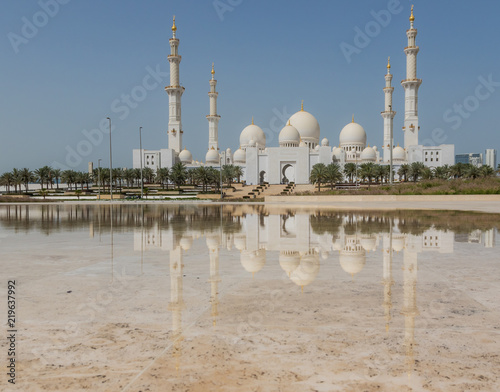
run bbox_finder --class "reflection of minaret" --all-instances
[166,16,185,153]
[401,247,419,377]
[208,242,220,326]
[167,246,185,371]
[382,231,394,332]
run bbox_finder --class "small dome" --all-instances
[279,251,300,277]
[205,148,220,164]
[249,139,256,147]
[226,147,232,154]
[240,122,266,149]
[279,124,300,146]
[392,235,405,252]
[360,236,377,252]
[339,121,367,147]
[241,250,266,274]
[393,145,406,161]
[233,148,246,163]
[314,145,320,151]
[360,146,376,162]
[321,138,329,147]
[339,252,366,276]
[180,236,193,251]
[179,148,193,163]
[372,145,378,151]
[332,147,343,161]
[206,235,220,251]
[290,253,320,287]
[288,109,320,146]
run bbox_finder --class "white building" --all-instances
[133,8,455,184]
[485,149,497,170]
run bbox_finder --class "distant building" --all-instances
[455,153,482,167]
[485,149,497,170]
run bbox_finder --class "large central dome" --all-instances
[339,120,367,149]
[288,106,320,147]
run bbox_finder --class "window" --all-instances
[425,158,428,162]
[436,158,439,162]
[425,152,428,155]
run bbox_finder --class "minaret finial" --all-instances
[409,5,414,23]
[387,56,391,73]
[211,62,215,76]
[352,114,354,123]
[251,116,254,125]
[301,100,304,111]
[172,15,177,32]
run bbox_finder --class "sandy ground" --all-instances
[0,208,499,391]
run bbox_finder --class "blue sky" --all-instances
[1,0,499,172]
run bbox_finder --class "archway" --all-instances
[259,171,266,185]
[281,164,295,184]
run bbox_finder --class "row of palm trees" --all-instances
[0,163,245,194]
[310,162,498,191]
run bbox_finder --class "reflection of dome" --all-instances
[393,145,405,161]
[279,124,300,147]
[241,250,266,274]
[240,122,266,149]
[332,239,343,251]
[360,146,376,162]
[180,236,193,251]
[279,251,300,277]
[233,148,246,163]
[360,236,377,252]
[339,121,367,148]
[205,148,219,164]
[233,234,246,251]
[392,235,405,252]
[288,109,320,147]
[290,252,320,287]
[339,253,366,275]
[206,235,220,251]
[179,148,193,164]
[321,137,329,147]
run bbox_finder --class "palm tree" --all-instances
[222,165,236,188]
[207,167,220,192]
[359,163,376,186]
[52,169,62,190]
[325,163,342,190]
[234,166,244,183]
[479,165,495,178]
[0,172,13,193]
[310,163,327,192]
[397,164,410,182]
[465,164,480,179]
[343,163,356,183]
[143,168,154,184]
[409,162,425,182]
[156,168,170,189]
[421,166,433,180]
[11,169,22,193]
[170,162,187,190]
[450,162,467,179]
[62,170,77,191]
[20,168,34,193]
[380,165,391,183]
[433,166,449,180]
[194,166,212,193]
[123,168,136,188]
[373,164,384,183]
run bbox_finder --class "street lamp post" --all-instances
[139,126,143,199]
[389,105,394,185]
[107,117,113,200]
[219,156,223,200]
[98,159,102,200]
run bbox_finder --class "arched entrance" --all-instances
[259,171,266,184]
[281,164,295,184]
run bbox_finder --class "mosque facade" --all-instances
[132,7,455,185]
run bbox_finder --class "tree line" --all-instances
[0,163,244,194]
[310,162,498,191]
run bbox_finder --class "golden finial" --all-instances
[409,5,414,22]
[251,116,254,125]
[288,119,291,126]
[172,15,177,32]
[352,114,355,123]
[211,62,215,75]
[301,100,304,111]
[387,56,391,70]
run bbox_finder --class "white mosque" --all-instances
[132,7,454,185]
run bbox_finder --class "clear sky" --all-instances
[1,0,499,172]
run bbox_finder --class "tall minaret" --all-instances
[401,5,422,149]
[207,63,221,151]
[166,16,184,153]
[382,57,396,162]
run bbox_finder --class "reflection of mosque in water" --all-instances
[0,205,497,378]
